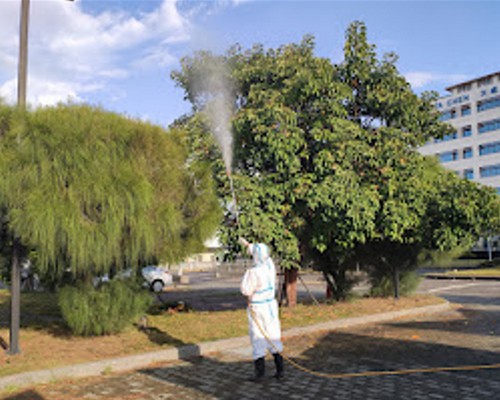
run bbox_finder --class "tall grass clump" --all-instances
[369,267,421,297]
[58,280,152,336]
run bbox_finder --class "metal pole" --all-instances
[8,0,74,356]
[17,0,74,107]
[17,0,30,108]
[297,273,320,306]
[8,0,31,356]
[487,236,493,263]
[8,240,21,355]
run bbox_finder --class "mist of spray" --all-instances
[191,58,234,174]
[205,87,234,177]
[193,58,238,223]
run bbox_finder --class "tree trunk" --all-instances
[323,270,335,299]
[325,269,350,301]
[326,283,333,299]
[284,268,298,307]
[393,266,400,300]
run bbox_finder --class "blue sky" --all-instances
[1,0,499,127]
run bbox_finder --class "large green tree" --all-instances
[172,21,500,303]
[172,37,349,304]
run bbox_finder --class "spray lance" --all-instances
[226,167,252,258]
[227,168,239,225]
[226,166,243,259]
[226,169,258,263]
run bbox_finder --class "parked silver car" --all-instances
[141,266,173,292]
[94,266,173,293]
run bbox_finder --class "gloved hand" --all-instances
[239,237,250,248]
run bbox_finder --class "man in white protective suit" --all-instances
[240,238,284,381]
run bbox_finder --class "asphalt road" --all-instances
[418,278,500,307]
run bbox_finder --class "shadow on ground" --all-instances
[159,286,325,312]
[159,288,249,312]
[133,329,500,400]
[2,390,46,400]
[383,307,500,337]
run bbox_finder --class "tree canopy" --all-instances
[172,21,500,299]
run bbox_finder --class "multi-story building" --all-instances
[419,71,500,195]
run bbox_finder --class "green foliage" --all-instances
[0,100,17,282]
[0,104,221,282]
[172,22,499,300]
[421,159,500,254]
[58,280,152,336]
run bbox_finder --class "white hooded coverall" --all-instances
[240,243,284,360]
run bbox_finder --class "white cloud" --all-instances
[405,71,470,89]
[0,0,191,108]
[214,0,253,6]
[0,75,104,106]
[230,0,253,5]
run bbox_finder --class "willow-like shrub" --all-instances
[58,280,152,336]
[0,103,220,282]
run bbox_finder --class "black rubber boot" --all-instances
[249,357,266,382]
[273,353,284,379]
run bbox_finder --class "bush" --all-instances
[58,280,152,336]
[369,268,421,297]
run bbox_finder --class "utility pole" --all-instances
[9,0,74,356]
[8,0,31,356]
[17,0,30,109]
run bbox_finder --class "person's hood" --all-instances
[249,243,270,266]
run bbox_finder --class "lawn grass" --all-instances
[419,258,492,269]
[444,266,500,277]
[0,289,444,379]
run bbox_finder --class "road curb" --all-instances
[0,301,450,392]
[425,274,500,281]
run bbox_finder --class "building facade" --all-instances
[419,71,500,195]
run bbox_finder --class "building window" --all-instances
[480,164,500,178]
[439,109,456,121]
[477,96,500,112]
[478,118,500,134]
[457,84,471,93]
[464,169,474,180]
[434,133,457,143]
[478,77,493,87]
[462,126,472,137]
[442,131,458,142]
[479,141,500,156]
[461,105,471,116]
[439,150,458,163]
[463,147,473,159]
